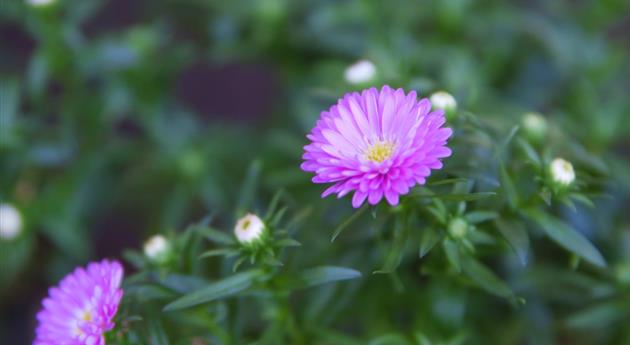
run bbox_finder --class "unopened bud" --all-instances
[234,213,265,244]
[0,203,23,241]
[549,158,575,187]
[344,60,377,85]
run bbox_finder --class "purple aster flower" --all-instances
[34,259,124,345]
[301,86,453,208]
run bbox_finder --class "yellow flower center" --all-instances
[81,310,93,322]
[365,141,395,163]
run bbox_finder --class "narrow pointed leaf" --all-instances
[524,209,606,267]
[494,219,529,265]
[296,266,361,289]
[465,211,499,224]
[419,227,441,258]
[443,239,461,273]
[163,270,259,311]
[331,205,366,242]
[461,257,513,299]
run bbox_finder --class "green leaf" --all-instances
[236,159,262,215]
[195,226,235,245]
[296,266,362,289]
[374,222,408,274]
[461,257,513,299]
[147,318,170,345]
[498,125,520,153]
[443,239,461,273]
[569,193,595,208]
[419,227,442,258]
[499,160,518,209]
[265,189,284,221]
[163,270,259,311]
[275,238,302,247]
[524,209,606,267]
[414,192,496,202]
[269,206,288,227]
[517,138,541,167]
[494,219,529,265]
[427,178,469,186]
[567,299,630,329]
[464,211,499,224]
[331,205,367,242]
[199,248,239,259]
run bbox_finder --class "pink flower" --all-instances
[301,86,452,208]
[34,260,124,345]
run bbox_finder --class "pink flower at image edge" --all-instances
[34,259,124,345]
[301,86,453,208]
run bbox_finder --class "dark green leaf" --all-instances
[465,211,499,224]
[199,248,239,259]
[494,219,529,265]
[419,227,442,258]
[374,222,408,274]
[195,226,235,245]
[296,266,362,289]
[461,257,513,299]
[163,270,260,311]
[236,159,262,215]
[443,239,461,273]
[499,160,518,209]
[275,238,302,247]
[331,205,367,242]
[524,209,606,267]
[414,192,496,201]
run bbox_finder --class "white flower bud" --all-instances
[25,0,56,6]
[344,60,377,85]
[0,203,23,241]
[521,112,547,142]
[234,213,265,244]
[143,235,171,263]
[448,218,468,239]
[430,91,457,116]
[549,158,575,186]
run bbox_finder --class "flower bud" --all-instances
[234,213,266,244]
[143,235,171,263]
[0,203,23,241]
[521,112,547,143]
[549,158,575,187]
[25,0,56,6]
[448,217,468,239]
[344,60,377,85]
[429,91,457,119]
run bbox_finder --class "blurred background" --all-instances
[1,0,630,344]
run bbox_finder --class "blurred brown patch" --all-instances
[82,0,146,38]
[0,21,36,73]
[175,61,280,124]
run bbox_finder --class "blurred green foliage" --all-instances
[1,0,630,344]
